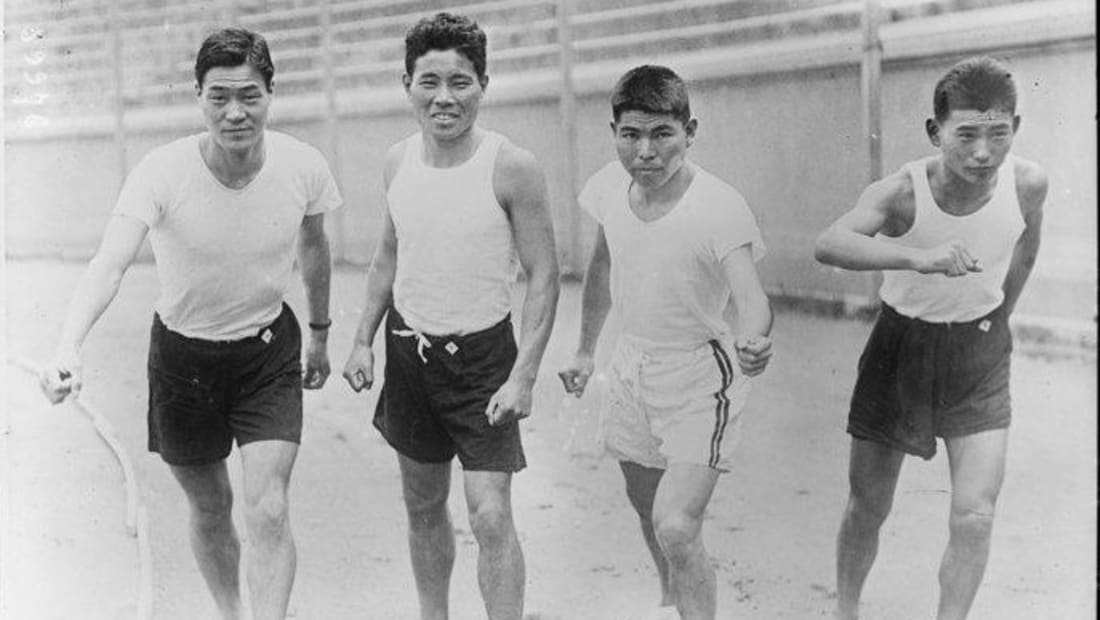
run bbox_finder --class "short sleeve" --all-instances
[306,151,343,216]
[112,150,164,227]
[711,185,766,264]
[577,161,625,224]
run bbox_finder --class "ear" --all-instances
[1012,115,1021,133]
[479,74,490,92]
[684,118,699,146]
[925,118,940,146]
[609,119,617,135]
[402,73,412,93]
[195,81,202,97]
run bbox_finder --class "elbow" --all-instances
[813,232,839,266]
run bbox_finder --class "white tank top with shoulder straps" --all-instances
[879,155,1025,322]
[388,130,517,335]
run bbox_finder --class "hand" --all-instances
[915,242,982,277]
[485,378,532,426]
[302,336,330,389]
[558,353,595,398]
[342,344,374,393]
[40,349,83,404]
[734,335,772,377]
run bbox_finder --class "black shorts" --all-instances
[848,303,1012,460]
[147,303,303,466]
[373,308,525,472]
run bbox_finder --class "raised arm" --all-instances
[487,142,560,425]
[297,212,333,389]
[1000,159,1048,316]
[41,214,149,403]
[815,171,980,276]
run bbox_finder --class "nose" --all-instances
[637,137,656,160]
[434,85,457,105]
[226,101,246,122]
[971,138,991,163]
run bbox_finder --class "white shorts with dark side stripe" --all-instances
[601,336,753,472]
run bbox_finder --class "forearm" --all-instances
[299,236,332,325]
[58,257,127,354]
[815,230,918,272]
[577,259,611,356]
[736,292,773,339]
[509,266,560,386]
[351,250,396,348]
[1001,247,1040,316]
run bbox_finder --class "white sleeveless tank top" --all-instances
[388,130,517,335]
[879,156,1025,322]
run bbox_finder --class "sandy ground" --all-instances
[3,260,1096,620]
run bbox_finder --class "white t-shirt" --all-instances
[114,131,343,340]
[579,161,765,350]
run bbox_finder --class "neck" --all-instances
[202,132,265,183]
[421,126,481,168]
[639,160,695,205]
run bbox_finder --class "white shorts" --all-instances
[600,336,752,472]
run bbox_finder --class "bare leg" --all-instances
[240,440,298,620]
[835,438,905,620]
[169,461,244,620]
[936,429,1008,620]
[398,455,455,620]
[464,470,524,620]
[619,460,675,607]
[651,463,721,620]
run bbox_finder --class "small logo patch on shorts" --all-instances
[445,341,459,355]
[261,329,274,343]
[978,320,992,333]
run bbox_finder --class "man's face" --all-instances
[197,64,271,154]
[612,110,696,189]
[404,49,486,142]
[928,107,1019,184]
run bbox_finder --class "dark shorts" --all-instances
[147,303,303,466]
[373,308,525,472]
[848,303,1012,460]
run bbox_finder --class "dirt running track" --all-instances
[3,261,1095,619]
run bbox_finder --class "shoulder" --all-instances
[383,133,417,186]
[267,130,327,165]
[581,160,629,194]
[493,138,545,202]
[1011,156,1049,214]
[864,165,916,210]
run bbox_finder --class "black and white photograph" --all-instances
[2,1,1095,618]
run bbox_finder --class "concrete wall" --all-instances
[5,36,1095,323]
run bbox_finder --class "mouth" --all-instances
[223,128,252,135]
[431,112,459,122]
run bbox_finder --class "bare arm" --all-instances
[1000,160,1048,316]
[815,171,981,276]
[297,212,333,389]
[559,226,611,396]
[487,143,560,424]
[42,214,148,402]
[722,244,774,376]
[343,144,403,393]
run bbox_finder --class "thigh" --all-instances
[652,463,720,524]
[240,440,299,502]
[619,460,664,516]
[462,470,513,516]
[944,428,1008,513]
[848,437,906,508]
[398,453,453,512]
[230,306,304,447]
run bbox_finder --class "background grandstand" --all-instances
[4,0,1096,327]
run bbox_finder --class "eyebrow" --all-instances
[206,84,262,93]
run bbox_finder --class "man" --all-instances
[558,65,773,620]
[341,13,559,620]
[40,28,342,620]
[815,56,1047,620]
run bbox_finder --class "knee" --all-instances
[244,487,290,538]
[949,504,996,544]
[468,503,513,549]
[190,485,234,527]
[653,511,703,564]
[403,490,449,532]
[845,491,893,531]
